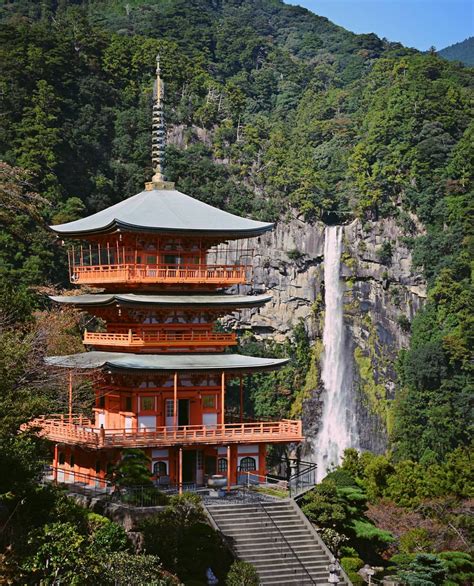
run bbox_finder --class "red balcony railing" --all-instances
[69,263,247,286]
[83,329,237,349]
[26,415,303,449]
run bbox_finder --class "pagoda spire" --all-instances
[146,54,174,190]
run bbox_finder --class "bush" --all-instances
[102,552,180,585]
[287,248,304,260]
[395,553,448,585]
[226,560,259,586]
[438,551,474,585]
[399,528,433,554]
[341,556,364,585]
[377,241,393,265]
[140,494,232,584]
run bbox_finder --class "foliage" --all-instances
[109,448,154,487]
[140,493,233,584]
[301,472,394,561]
[399,528,433,554]
[102,552,180,586]
[341,446,474,509]
[438,551,474,585]
[438,37,474,66]
[226,560,260,586]
[391,553,448,585]
[238,319,312,421]
[340,556,364,586]
[19,514,177,585]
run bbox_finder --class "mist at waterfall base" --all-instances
[313,225,359,483]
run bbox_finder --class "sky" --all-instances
[286,0,473,51]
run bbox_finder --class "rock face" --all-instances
[237,215,426,454]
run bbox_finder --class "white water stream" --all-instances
[315,225,359,482]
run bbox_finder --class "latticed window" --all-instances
[153,461,167,476]
[240,457,256,472]
[218,458,228,473]
[197,451,203,469]
[140,396,155,411]
[202,395,216,408]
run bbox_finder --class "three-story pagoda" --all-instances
[31,57,303,491]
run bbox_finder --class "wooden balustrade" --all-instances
[26,416,303,448]
[69,263,247,285]
[83,329,237,348]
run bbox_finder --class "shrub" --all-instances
[438,551,474,585]
[397,314,411,332]
[377,241,393,265]
[226,560,259,586]
[287,248,304,260]
[140,494,232,583]
[341,556,364,585]
[395,553,448,585]
[399,528,433,554]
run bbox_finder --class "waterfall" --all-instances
[315,225,359,482]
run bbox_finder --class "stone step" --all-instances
[217,520,304,531]
[257,567,328,580]
[236,547,324,560]
[211,509,294,519]
[207,502,291,508]
[222,526,310,534]
[234,536,318,548]
[204,500,350,586]
[253,560,330,573]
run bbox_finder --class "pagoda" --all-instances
[30,57,303,491]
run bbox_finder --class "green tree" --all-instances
[140,494,232,583]
[109,449,153,487]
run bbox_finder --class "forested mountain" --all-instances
[439,37,474,66]
[0,1,473,583]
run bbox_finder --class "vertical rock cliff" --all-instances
[238,215,426,454]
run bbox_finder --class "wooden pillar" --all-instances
[227,444,231,492]
[53,444,58,483]
[173,372,178,428]
[68,372,73,422]
[221,371,225,426]
[178,447,183,495]
[239,375,244,421]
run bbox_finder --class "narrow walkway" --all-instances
[205,498,351,585]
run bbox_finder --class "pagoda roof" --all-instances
[45,352,288,373]
[50,293,271,308]
[50,188,273,238]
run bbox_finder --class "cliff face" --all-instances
[237,216,426,453]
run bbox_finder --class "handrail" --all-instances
[83,329,237,346]
[288,461,318,498]
[27,417,303,448]
[238,470,289,491]
[255,495,317,585]
[69,262,248,284]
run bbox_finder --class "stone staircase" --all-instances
[206,498,350,585]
